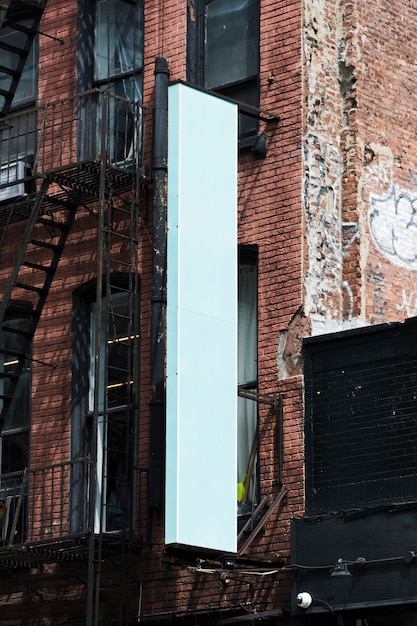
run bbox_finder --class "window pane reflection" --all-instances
[94,0,143,82]
[205,0,258,89]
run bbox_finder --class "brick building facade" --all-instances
[0,1,416,625]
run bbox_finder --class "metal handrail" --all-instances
[0,458,149,548]
[0,89,151,188]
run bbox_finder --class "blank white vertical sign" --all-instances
[166,83,238,553]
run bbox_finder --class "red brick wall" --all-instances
[356,1,417,323]
[303,0,417,330]
[38,0,78,104]
[0,0,304,622]
[138,0,304,618]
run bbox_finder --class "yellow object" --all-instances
[237,473,247,502]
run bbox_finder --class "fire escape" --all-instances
[0,3,151,624]
[0,0,47,116]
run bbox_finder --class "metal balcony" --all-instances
[0,459,149,567]
[0,89,151,225]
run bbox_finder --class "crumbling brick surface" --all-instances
[303,0,417,331]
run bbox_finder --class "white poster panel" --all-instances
[166,83,238,553]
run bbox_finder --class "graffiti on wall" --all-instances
[396,289,417,317]
[368,184,417,270]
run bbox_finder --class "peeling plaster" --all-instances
[360,143,417,271]
[363,142,394,193]
[303,132,344,321]
[303,0,362,327]
[277,308,311,379]
[310,315,368,336]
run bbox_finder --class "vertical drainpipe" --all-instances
[148,57,169,523]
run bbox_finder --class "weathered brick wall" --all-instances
[38,0,78,104]
[303,0,417,330]
[357,1,417,323]
[303,0,357,327]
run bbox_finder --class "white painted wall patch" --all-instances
[368,184,417,270]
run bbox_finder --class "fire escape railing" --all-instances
[0,89,151,217]
[0,460,149,550]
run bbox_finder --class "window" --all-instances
[0,302,32,476]
[90,290,137,532]
[0,302,32,544]
[78,0,143,95]
[77,0,143,164]
[0,17,38,111]
[0,10,38,175]
[94,0,143,102]
[237,247,258,514]
[94,0,143,165]
[187,0,260,140]
[72,277,140,533]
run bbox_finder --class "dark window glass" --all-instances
[0,20,37,110]
[91,0,143,165]
[205,0,258,89]
[94,0,143,102]
[237,248,258,514]
[89,292,134,411]
[0,305,32,476]
[95,0,143,83]
[72,277,139,534]
[0,17,37,174]
[215,78,259,138]
[89,290,137,532]
[203,0,259,138]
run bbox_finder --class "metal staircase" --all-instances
[0,0,47,116]
[0,181,79,425]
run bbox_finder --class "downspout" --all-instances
[148,57,169,524]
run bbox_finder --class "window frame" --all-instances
[0,14,38,112]
[0,14,38,177]
[78,0,143,98]
[71,274,140,534]
[77,0,144,167]
[0,301,32,478]
[187,0,260,145]
[237,245,259,515]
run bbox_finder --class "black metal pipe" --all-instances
[148,57,169,516]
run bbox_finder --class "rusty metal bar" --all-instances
[238,486,288,556]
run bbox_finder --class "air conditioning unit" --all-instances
[0,160,28,203]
